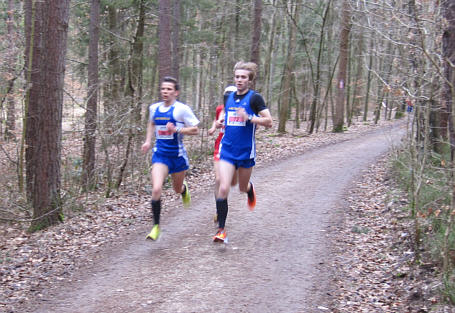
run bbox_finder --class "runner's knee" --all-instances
[152,185,163,199]
[218,184,230,199]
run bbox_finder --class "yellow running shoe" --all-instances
[182,181,191,208]
[146,224,160,241]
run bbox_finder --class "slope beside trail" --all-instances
[28,123,405,313]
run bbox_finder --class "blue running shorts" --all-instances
[219,155,255,169]
[152,152,189,174]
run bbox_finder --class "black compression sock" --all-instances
[247,182,254,197]
[151,199,161,225]
[216,198,228,229]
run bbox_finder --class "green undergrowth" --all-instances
[392,145,455,304]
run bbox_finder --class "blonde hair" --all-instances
[233,61,258,82]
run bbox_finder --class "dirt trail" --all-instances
[30,124,405,313]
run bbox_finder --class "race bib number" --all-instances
[226,111,246,127]
[156,125,173,139]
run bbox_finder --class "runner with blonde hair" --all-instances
[213,62,273,243]
[208,86,238,223]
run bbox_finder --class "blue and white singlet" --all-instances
[152,104,186,157]
[219,90,257,160]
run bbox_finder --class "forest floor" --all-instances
[0,116,453,312]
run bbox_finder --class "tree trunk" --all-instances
[24,0,70,231]
[82,0,100,191]
[23,0,42,196]
[293,78,300,129]
[251,0,262,80]
[308,0,331,134]
[158,0,172,84]
[278,1,298,133]
[317,55,338,132]
[363,36,374,122]
[5,0,17,140]
[349,33,363,125]
[105,5,122,128]
[429,97,444,154]
[234,0,241,63]
[116,0,146,189]
[264,0,278,107]
[131,0,145,124]
[172,0,181,80]
[346,34,352,126]
[333,0,351,132]
[442,0,455,216]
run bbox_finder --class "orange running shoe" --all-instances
[247,182,256,211]
[213,230,228,243]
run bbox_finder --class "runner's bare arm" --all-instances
[208,119,217,135]
[141,121,155,153]
[179,125,199,135]
[237,108,272,128]
[255,109,273,128]
[215,109,225,128]
[166,122,199,135]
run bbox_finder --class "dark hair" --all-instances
[162,76,179,91]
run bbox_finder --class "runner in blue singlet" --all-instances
[213,62,273,243]
[208,86,239,224]
[141,77,199,241]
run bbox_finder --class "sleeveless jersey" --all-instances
[152,104,186,157]
[220,90,256,160]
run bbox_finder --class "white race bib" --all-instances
[226,111,246,127]
[156,125,173,139]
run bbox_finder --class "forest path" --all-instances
[31,124,405,313]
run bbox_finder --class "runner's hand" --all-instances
[215,118,224,128]
[166,122,177,133]
[236,108,248,121]
[141,142,151,153]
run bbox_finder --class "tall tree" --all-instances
[348,33,363,126]
[171,0,181,80]
[5,0,17,140]
[23,0,42,195]
[363,36,374,122]
[158,0,172,84]
[278,0,299,133]
[115,0,146,190]
[82,0,100,191]
[104,4,122,128]
[333,0,351,132]
[443,0,455,165]
[263,0,278,106]
[251,0,262,67]
[442,0,455,275]
[308,0,332,134]
[24,0,71,230]
[234,0,241,66]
